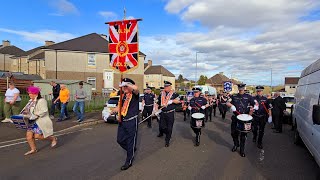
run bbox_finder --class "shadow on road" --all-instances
[204,128,232,149]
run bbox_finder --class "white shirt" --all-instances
[5,88,21,102]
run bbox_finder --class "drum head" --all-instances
[192,113,205,119]
[237,114,253,121]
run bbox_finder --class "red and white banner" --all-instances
[108,19,139,73]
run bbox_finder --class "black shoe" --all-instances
[157,133,163,137]
[121,164,132,170]
[253,137,256,143]
[56,119,63,122]
[257,143,263,149]
[240,152,246,157]
[165,142,170,147]
[231,146,238,152]
[273,130,281,133]
[194,142,199,147]
[147,125,152,128]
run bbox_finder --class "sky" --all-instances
[1,0,320,85]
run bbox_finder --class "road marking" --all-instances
[0,128,92,149]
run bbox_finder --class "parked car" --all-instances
[293,58,320,167]
[102,94,144,123]
[282,95,295,124]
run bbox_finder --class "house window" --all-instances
[87,77,96,90]
[88,54,96,66]
[12,59,17,65]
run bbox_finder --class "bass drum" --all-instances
[191,113,205,128]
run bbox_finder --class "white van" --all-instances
[293,58,320,167]
[194,85,217,96]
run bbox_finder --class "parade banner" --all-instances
[108,19,139,73]
[224,81,232,92]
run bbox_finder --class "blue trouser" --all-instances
[142,106,153,127]
[59,102,69,120]
[73,101,85,120]
[117,117,138,165]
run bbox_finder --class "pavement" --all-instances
[0,112,319,180]
[0,111,102,142]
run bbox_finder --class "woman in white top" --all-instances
[23,86,57,155]
[2,82,21,123]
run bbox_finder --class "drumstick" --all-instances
[139,106,165,125]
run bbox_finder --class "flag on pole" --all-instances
[108,19,139,73]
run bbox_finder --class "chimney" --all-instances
[2,40,10,47]
[100,34,107,40]
[45,41,55,46]
[219,72,224,75]
[148,60,152,66]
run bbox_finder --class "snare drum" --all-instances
[11,115,35,130]
[191,113,205,128]
[236,114,253,133]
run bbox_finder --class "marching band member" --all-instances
[142,86,155,128]
[113,78,139,170]
[188,87,208,146]
[156,81,179,147]
[252,86,272,149]
[204,91,210,122]
[227,84,255,157]
[212,95,218,117]
[220,91,229,120]
[182,96,189,121]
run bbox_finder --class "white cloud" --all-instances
[166,0,320,29]
[0,28,76,44]
[49,0,79,16]
[99,11,118,20]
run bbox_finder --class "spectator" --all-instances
[73,81,87,122]
[110,88,118,98]
[2,82,21,123]
[54,84,70,122]
[23,86,57,156]
[272,92,286,133]
[49,81,61,119]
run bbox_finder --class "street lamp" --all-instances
[195,52,204,86]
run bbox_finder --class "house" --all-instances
[285,77,299,95]
[10,41,53,78]
[144,60,175,89]
[42,33,145,92]
[175,78,194,91]
[206,72,242,94]
[0,40,25,72]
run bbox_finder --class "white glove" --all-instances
[253,105,259,110]
[231,105,237,112]
[268,116,272,123]
[188,106,192,110]
[201,106,206,109]
[155,109,162,116]
[167,100,173,105]
[102,111,110,122]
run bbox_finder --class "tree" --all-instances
[177,74,184,83]
[197,75,208,85]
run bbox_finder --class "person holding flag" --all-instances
[155,81,180,147]
[112,78,139,171]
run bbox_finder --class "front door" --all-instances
[104,70,114,89]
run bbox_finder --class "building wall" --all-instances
[10,58,46,78]
[0,54,14,71]
[285,85,297,95]
[45,50,144,92]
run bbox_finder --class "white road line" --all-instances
[0,128,92,149]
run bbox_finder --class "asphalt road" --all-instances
[0,112,319,180]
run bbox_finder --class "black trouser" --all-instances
[160,111,175,143]
[273,113,283,132]
[191,117,202,143]
[218,104,222,115]
[206,106,213,121]
[212,105,217,116]
[142,105,153,127]
[50,98,61,116]
[252,115,267,144]
[231,116,247,153]
[221,104,227,119]
[183,109,189,121]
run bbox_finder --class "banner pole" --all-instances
[118,73,123,122]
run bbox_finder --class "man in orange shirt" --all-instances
[54,84,70,122]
